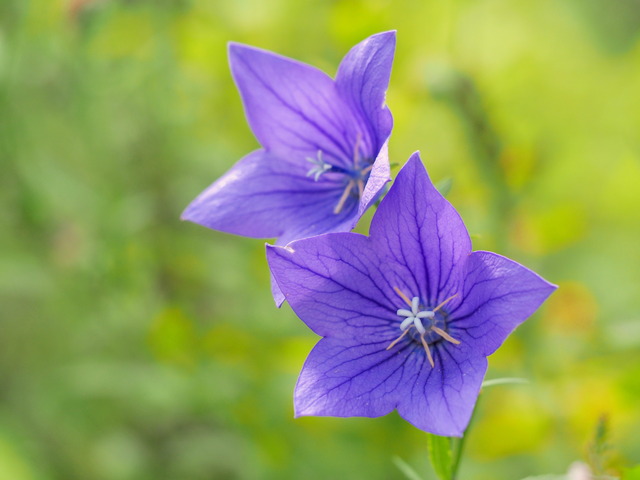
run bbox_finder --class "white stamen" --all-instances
[397,308,413,317]
[413,317,426,335]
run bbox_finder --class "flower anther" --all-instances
[387,287,460,367]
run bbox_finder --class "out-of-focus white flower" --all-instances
[567,461,592,480]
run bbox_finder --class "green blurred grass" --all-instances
[1,0,639,479]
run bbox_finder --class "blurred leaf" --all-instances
[435,177,453,197]
[427,434,453,480]
[482,377,529,388]
[392,456,424,480]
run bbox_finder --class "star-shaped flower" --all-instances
[266,153,556,437]
[182,32,396,303]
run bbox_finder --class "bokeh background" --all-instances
[2,0,639,479]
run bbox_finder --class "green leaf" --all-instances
[427,434,453,480]
[481,377,529,388]
[392,456,424,480]
[435,177,453,197]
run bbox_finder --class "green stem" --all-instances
[450,394,481,479]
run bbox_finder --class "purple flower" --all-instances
[183,32,396,302]
[266,153,556,437]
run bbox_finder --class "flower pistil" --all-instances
[387,287,460,367]
[305,134,375,214]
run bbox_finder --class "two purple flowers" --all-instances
[183,31,556,437]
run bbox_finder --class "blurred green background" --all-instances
[1,0,639,479]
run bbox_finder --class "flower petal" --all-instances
[395,341,487,437]
[182,150,358,241]
[448,251,557,356]
[357,140,391,218]
[294,336,409,420]
[266,234,398,339]
[370,152,471,307]
[336,31,395,156]
[229,43,362,168]
[294,336,486,437]
[270,272,286,308]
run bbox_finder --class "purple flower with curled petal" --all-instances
[182,32,396,303]
[266,153,556,437]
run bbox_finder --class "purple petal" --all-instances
[294,336,408,420]
[448,251,557,356]
[266,234,398,338]
[395,341,487,437]
[270,270,286,308]
[336,31,395,155]
[370,152,471,307]
[229,43,363,168]
[294,336,486,437]
[182,150,358,241]
[357,141,391,218]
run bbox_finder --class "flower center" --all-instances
[386,287,460,368]
[304,134,373,214]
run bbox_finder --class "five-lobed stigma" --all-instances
[304,135,374,215]
[306,151,333,181]
[387,287,460,368]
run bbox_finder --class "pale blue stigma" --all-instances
[306,151,332,181]
[397,296,435,335]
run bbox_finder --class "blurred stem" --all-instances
[427,64,512,252]
[450,394,481,480]
[588,415,610,476]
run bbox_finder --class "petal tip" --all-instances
[371,30,397,42]
[180,201,201,225]
[227,41,248,55]
[228,42,272,67]
[406,150,422,164]
[227,41,245,61]
[274,294,286,308]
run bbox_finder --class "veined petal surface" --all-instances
[448,251,557,356]
[229,43,364,169]
[267,233,397,339]
[182,150,356,240]
[336,30,395,155]
[294,336,486,437]
[370,153,471,307]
